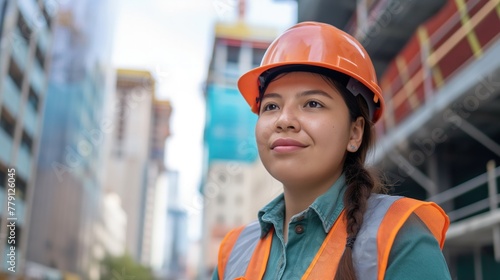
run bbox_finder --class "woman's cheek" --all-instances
[255,119,273,142]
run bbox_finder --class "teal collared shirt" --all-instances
[213,175,451,279]
[258,174,347,279]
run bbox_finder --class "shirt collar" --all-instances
[257,174,347,237]
[258,193,285,238]
[310,174,346,233]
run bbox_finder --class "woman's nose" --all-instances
[274,108,300,132]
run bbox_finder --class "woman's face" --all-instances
[255,71,363,188]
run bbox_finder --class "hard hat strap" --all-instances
[346,78,376,121]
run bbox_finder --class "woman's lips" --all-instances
[271,138,308,152]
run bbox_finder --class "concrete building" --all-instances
[104,69,154,264]
[0,0,54,278]
[96,192,127,258]
[201,20,282,278]
[24,0,116,278]
[103,69,172,266]
[203,161,282,273]
[292,0,500,278]
[141,99,172,266]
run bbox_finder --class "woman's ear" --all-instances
[347,116,365,152]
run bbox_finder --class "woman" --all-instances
[213,21,450,280]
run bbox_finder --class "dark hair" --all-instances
[329,78,386,280]
[259,67,386,280]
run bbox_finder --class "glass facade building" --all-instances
[24,0,116,278]
[0,0,54,277]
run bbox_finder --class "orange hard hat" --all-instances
[238,21,384,123]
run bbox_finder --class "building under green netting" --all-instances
[204,84,258,164]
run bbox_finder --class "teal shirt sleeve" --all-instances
[212,266,219,280]
[385,213,451,279]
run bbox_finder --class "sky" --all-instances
[111,0,296,252]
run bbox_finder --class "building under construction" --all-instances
[293,0,500,278]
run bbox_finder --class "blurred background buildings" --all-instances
[0,0,55,277]
[0,0,498,279]
[27,0,115,278]
[1,0,173,279]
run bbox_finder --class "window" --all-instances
[15,177,27,200]
[252,48,267,67]
[35,44,45,68]
[17,13,32,41]
[42,5,52,29]
[8,59,23,89]
[0,168,6,189]
[114,92,127,159]
[227,46,240,64]
[0,108,16,137]
[21,131,33,153]
[28,87,39,112]
[115,94,127,142]
[217,172,227,184]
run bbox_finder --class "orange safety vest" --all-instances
[217,194,449,280]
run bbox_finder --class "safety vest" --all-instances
[217,194,449,280]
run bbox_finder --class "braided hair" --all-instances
[330,79,386,280]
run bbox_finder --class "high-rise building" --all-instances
[24,0,116,279]
[0,0,54,278]
[201,20,283,278]
[103,69,172,266]
[104,69,155,264]
[293,0,500,278]
[142,98,172,266]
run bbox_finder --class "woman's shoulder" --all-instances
[354,195,450,279]
[365,193,402,214]
[366,193,445,215]
[220,220,262,249]
[364,193,449,248]
[367,193,402,203]
[385,213,451,279]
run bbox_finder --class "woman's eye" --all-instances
[262,103,278,112]
[305,101,323,108]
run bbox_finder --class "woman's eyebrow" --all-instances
[261,89,334,101]
[261,92,282,101]
[298,90,334,99]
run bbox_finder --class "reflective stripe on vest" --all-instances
[217,194,449,280]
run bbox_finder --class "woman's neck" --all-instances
[281,173,342,242]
